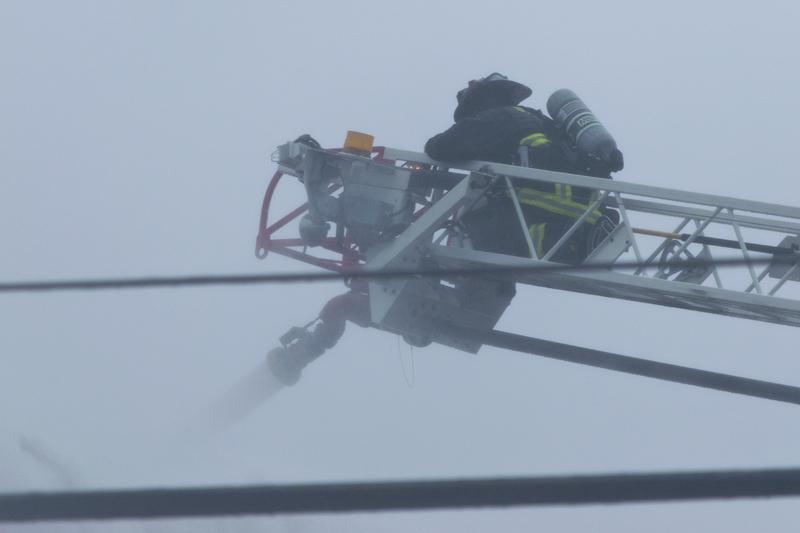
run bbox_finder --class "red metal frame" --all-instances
[255,147,392,272]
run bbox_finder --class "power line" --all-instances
[3,467,800,522]
[485,329,800,407]
[0,255,791,294]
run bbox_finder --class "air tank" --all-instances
[546,89,622,171]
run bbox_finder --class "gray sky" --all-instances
[2,1,800,531]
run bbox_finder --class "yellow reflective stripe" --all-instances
[519,133,550,148]
[554,184,573,200]
[521,133,547,141]
[513,106,527,113]
[529,223,546,258]
[520,195,586,219]
[517,188,602,223]
[523,197,594,221]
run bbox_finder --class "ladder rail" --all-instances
[382,147,800,220]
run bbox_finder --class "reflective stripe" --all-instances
[519,133,550,148]
[517,187,602,223]
[529,223,546,258]
[555,183,571,199]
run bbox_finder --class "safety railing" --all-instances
[379,147,800,326]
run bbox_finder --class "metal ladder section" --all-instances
[371,147,800,329]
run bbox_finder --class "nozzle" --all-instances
[267,347,303,387]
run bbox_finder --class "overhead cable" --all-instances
[3,467,800,522]
[0,255,790,294]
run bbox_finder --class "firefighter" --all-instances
[425,73,623,262]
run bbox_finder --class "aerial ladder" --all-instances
[256,133,800,393]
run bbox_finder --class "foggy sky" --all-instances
[2,1,800,531]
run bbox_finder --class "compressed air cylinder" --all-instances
[547,89,621,169]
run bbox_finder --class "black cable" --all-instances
[484,330,800,407]
[0,255,790,294]
[3,467,800,522]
